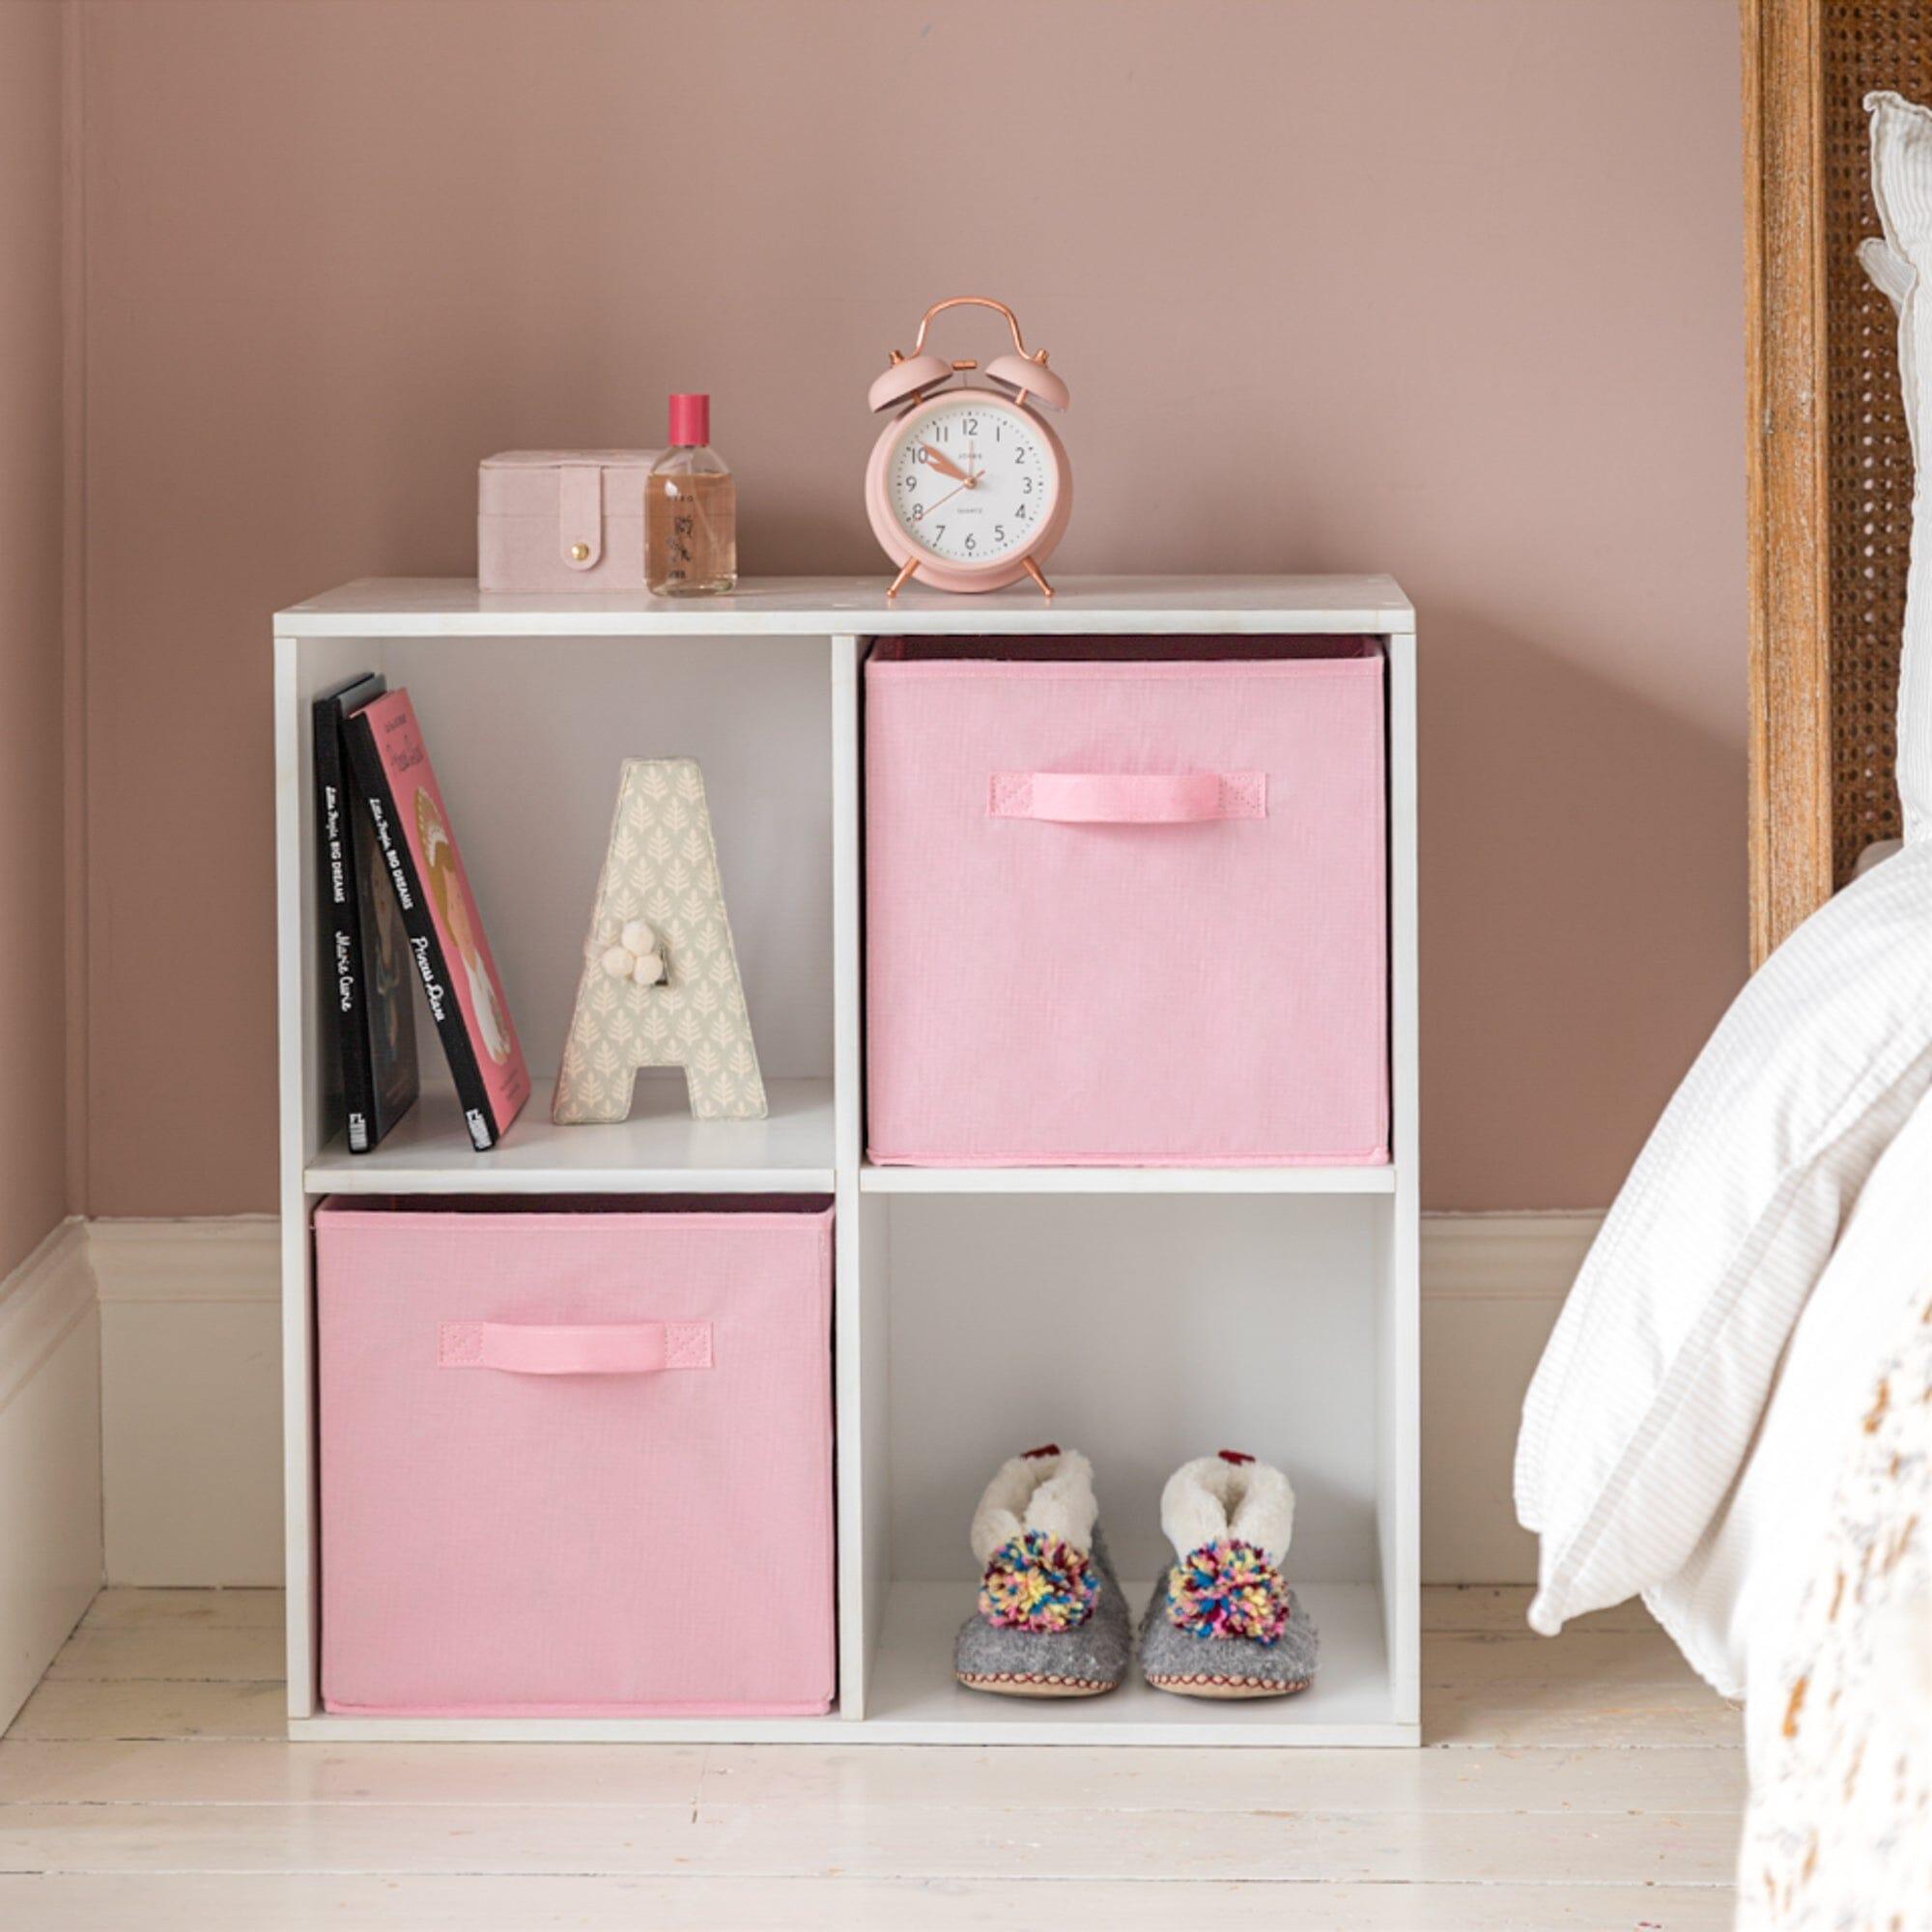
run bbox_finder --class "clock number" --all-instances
[1015,446,1026,464]
[964,533,976,553]
[962,415,980,437]
[994,525,1006,544]
[1015,502,1027,520]
[911,503,923,521]
[933,525,945,542]
[935,424,949,442]
[1021,475,1034,494]
[914,445,931,466]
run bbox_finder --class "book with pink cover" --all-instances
[344,690,529,1150]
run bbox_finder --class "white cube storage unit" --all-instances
[275,576,1418,1745]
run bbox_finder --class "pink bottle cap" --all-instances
[668,392,710,445]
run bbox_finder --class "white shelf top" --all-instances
[275,574,1413,638]
[861,1160,1395,1195]
[305,1075,836,1195]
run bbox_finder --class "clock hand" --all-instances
[920,442,971,483]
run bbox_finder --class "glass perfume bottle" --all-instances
[645,393,737,596]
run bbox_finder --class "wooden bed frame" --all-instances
[1745,0,1925,964]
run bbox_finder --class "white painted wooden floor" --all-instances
[0,1587,1742,1929]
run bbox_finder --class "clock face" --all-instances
[886,395,1057,567]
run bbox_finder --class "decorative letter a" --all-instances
[553,758,767,1123]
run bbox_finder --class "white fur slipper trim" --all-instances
[1160,1455,1295,1567]
[969,1449,1098,1567]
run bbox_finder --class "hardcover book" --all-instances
[343,689,528,1150]
[312,673,418,1152]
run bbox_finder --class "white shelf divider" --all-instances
[290,1582,1409,1747]
[860,1161,1397,1195]
[304,1076,836,1196]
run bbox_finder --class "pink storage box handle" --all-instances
[988,771,1265,824]
[438,1320,713,1375]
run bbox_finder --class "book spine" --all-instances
[344,714,498,1151]
[313,698,376,1153]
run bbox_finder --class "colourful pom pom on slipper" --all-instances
[979,1527,1099,1633]
[953,1446,1130,1697]
[1139,1451,1319,1699]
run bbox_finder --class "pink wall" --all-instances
[72,0,1745,1214]
[0,2,69,1275]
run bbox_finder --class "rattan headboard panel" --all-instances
[1822,4,1927,882]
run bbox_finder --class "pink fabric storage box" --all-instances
[477,450,661,592]
[316,1194,835,1717]
[866,639,1388,1166]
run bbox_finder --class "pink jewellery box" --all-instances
[315,1194,835,1717]
[865,638,1388,1166]
[477,449,661,593]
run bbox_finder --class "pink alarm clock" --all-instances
[865,297,1071,600]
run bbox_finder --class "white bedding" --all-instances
[1517,839,1932,1676]
[1643,1078,1932,1728]
[1731,1143,1932,1928]
[1866,91,1932,842]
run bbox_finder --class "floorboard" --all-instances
[0,1587,1744,1926]
[0,1872,1741,1931]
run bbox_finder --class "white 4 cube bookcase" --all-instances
[274,575,1418,1745]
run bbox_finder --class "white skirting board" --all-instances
[0,1219,102,1731]
[92,1217,283,1588]
[1419,1213,1598,1583]
[87,1210,1596,1590]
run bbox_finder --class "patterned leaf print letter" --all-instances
[552,759,769,1123]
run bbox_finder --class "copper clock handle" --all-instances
[910,296,1037,362]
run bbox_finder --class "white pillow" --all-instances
[1865,91,1932,842]
[1516,838,1932,1636]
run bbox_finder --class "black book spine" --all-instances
[343,712,498,1151]
[313,695,375,1152]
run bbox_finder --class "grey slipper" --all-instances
[1138,1452,1320,1699]
[952,1447,1130,1697]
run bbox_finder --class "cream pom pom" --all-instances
[595,918,667,988]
